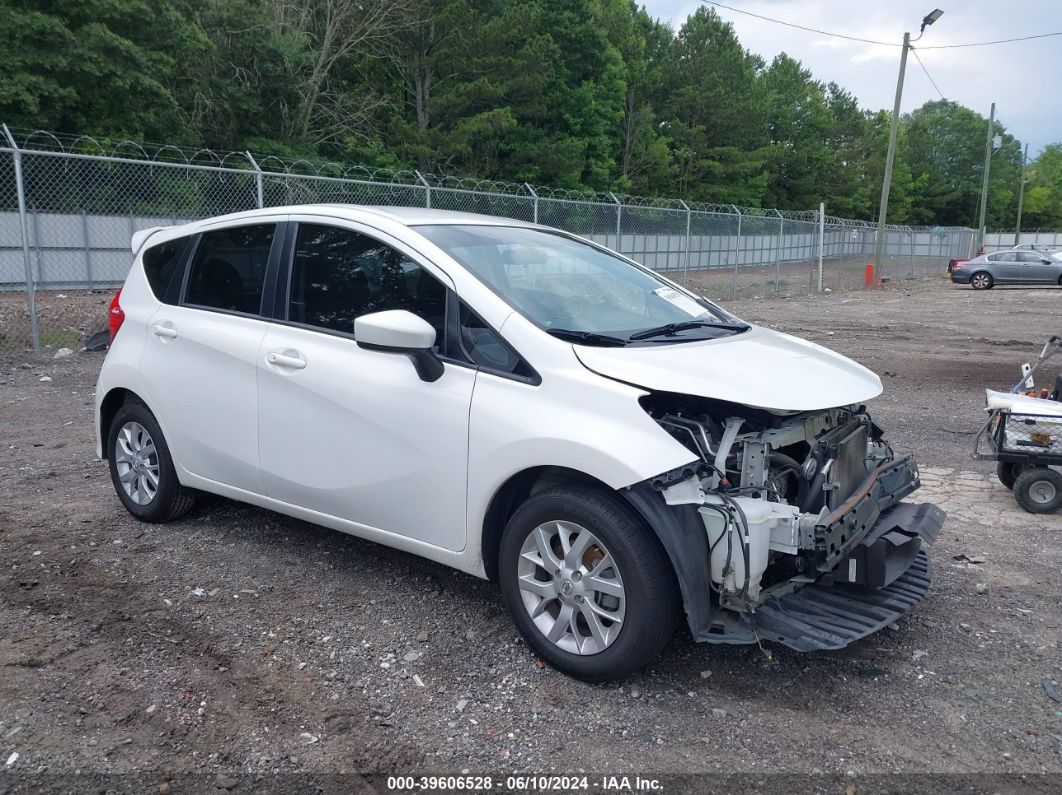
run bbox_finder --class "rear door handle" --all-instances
[266,350,307,370]
[152,323,178,339]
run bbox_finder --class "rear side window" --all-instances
[142,237,190,303]
[184,224,276,314]
[289,223,446,344]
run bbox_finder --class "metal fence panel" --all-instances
[0,127,985,354]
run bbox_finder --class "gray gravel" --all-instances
[1,280,1060,789]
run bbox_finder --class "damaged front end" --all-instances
[626,393,944,652]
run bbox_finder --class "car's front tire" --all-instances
[498,485,678,682]
[970,271,993,290]
[107,399,196,522]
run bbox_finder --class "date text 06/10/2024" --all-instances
[385,775,664,792]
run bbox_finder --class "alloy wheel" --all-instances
[516,521,625,655]
[114,421,160,505]
[971,273,991,289]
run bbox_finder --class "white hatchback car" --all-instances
[96,205,943,681]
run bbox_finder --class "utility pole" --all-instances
[872,31,910,285]
[872,9,943,284]
[976,102,996,251]
[1015,141,1029,242]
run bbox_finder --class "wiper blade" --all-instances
[546,328,628,346]
[628,320,748,341]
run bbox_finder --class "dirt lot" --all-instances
[1,281,1060,793]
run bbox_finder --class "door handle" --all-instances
[152,324,178,339]
[266,350,307,370]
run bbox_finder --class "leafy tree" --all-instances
[864,110,913,224]
[1020,144,1062,229]
[663,7,768,205]
[0,0,205,141]
[819,83,871,219]
[760,54,832,209]
[0,0,1046,227]
[902,100,1022,227]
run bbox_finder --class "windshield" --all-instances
[415,224,746,345]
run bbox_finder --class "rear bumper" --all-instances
[950,270,972,284]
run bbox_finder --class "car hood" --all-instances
[573,325,883,412]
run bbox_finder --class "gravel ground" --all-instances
[1,280,1061,793]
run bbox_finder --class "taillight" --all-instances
[108,289,125,344]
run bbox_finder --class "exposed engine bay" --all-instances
[634,392,945,650]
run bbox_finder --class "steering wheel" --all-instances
[552,295,592,321]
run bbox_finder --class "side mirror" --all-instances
[355,310,444,382]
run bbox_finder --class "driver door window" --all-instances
[289,223,446,348]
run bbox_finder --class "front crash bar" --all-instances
[812,455,920,572]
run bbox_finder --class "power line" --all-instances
[698,1,1062,50]
[919,32,1062,48]
[697,1,898,47]
[910,48,945,100]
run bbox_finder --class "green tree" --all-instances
[0,0,205,140]
[601,1,673,194]
[760,54,832,209]
[903,100,1022,227]
[663,7,768,205]
[1021,144,1062,229]
[820,83,871,219]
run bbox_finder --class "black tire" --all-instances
[996,461,1025,490]
[970,271,993,290]
[106,398,196,522]
[498,485,678,682]
[1013,467,1062,514]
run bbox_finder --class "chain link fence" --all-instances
[0,126,977,354]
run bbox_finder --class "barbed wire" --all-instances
[0,126,966,232]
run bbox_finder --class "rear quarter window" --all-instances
[142,237,191,304]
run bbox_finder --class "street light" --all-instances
[921,9,944,33]
[872,9,943,284]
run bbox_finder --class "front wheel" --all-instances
[970,271,993,290]
[498,485,678,681]
[1013,467,1062,514]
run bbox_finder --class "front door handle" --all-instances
[152,323,178,339]
[266,350,307,370]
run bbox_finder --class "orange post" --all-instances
[864,263,874,286]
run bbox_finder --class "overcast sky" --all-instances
[641,0,1060,158]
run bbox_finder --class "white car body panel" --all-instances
[573,325,883,412]
[94,203,887,582]
[257,320,477,552]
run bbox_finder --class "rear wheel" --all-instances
[996,461,1026,490]
[107,399,196,522]
[498,485,678,681]
[1013,467,1062,514]
[970,271,993,290]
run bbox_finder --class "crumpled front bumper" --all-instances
[754,547,934,651]
[694,455,945,651]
